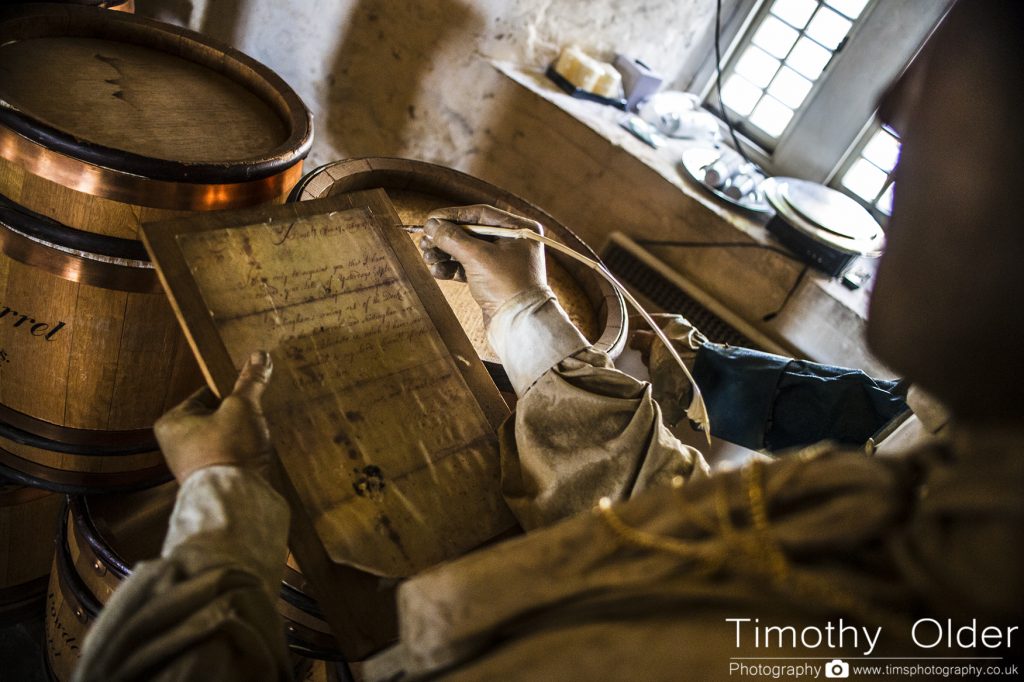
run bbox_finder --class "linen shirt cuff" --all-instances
[487,285,590,396]
[162,465,290,596]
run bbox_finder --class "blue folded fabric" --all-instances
[692,343,908,452]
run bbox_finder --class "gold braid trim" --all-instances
[596,455,905,630]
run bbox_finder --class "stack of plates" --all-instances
[762,176,885,276]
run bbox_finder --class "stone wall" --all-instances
[137,0,729,170]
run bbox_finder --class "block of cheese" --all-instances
[553,45,623,99]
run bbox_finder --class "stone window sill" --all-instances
[492,60,891,377]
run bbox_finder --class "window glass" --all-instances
[721,74,762,116]
[749,96,795,137]
[861,128,900,169]
[841,157,887,201]
[805,6,853,50]
[787,37,832,79]
[824,0,869,20]
[876,182,895,215]
[752,15,801,59]
[771,0,818,29]
[735,46,782,88]
[767,66,814,108]
[713,0,865,143]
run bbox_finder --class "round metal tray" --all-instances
[679,147,772,214]
[762,177,884,256]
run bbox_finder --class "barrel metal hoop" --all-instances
[71,496,132,581]
[55,504,103,621]
[0,452,171,495]
[0,198,161,293]
[0,192,148,260]
[0,4,312,186]
[0,402,157,454]
[0,126,306,211]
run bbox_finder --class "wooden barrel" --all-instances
[0,477,63,626]
[290,158,627,390]
[45,483,341,680]
[0,5,313,491]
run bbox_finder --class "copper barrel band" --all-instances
[0,127,305,211]
[0,5,312,209]
[0,191,158,292]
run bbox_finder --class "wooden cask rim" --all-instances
[63,490,340,657]
[0,5,312,209]
[0,192,159,293]
[290,157,628,361]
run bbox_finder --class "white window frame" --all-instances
[688,0,951,183]
[828,119,899,224]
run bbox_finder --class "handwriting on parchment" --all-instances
[175,208,468,409]
[172,205,510,575]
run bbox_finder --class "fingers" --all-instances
[232,351,273,406]
[426,204,544,234]
[429,260,463,280]
[422,218,487,265]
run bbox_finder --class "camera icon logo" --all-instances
[825,659,850,678]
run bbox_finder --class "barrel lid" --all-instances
[0,5,312,185]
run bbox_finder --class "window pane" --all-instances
[749,96,794,138]
[770,0,818,29]
[767,66,813,108]
[734,46,781,88]
[876,182,895,215]
[825,0,870,20]
[861,129,900,171]
[841,158,887,201]
[787,37,832,79]
[721,74,762,116]
[752,15,800,59]
[805,6,852,50]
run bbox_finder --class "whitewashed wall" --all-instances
[138,0,725,170]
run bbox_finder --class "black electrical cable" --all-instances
[715,0,753,165]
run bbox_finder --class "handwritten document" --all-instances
[175,207,513,577]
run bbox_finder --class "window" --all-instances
[834,124,900,220]
[719,0,871,147]
[693,0,950,184]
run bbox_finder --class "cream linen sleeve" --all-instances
[73,466,292,682]
[487,286,709,530]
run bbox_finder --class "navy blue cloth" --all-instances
[691,343,908,452]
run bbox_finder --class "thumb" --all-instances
[423,218,485,265]
[232,350,273,405]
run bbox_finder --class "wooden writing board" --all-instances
[141,189,513,658]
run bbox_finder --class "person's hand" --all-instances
[629,315,706,427]
[154,351,274,484]
[418,204,546,325]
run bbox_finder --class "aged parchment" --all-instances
[173,205,513,578]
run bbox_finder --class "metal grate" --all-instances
[602,240,763,351]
